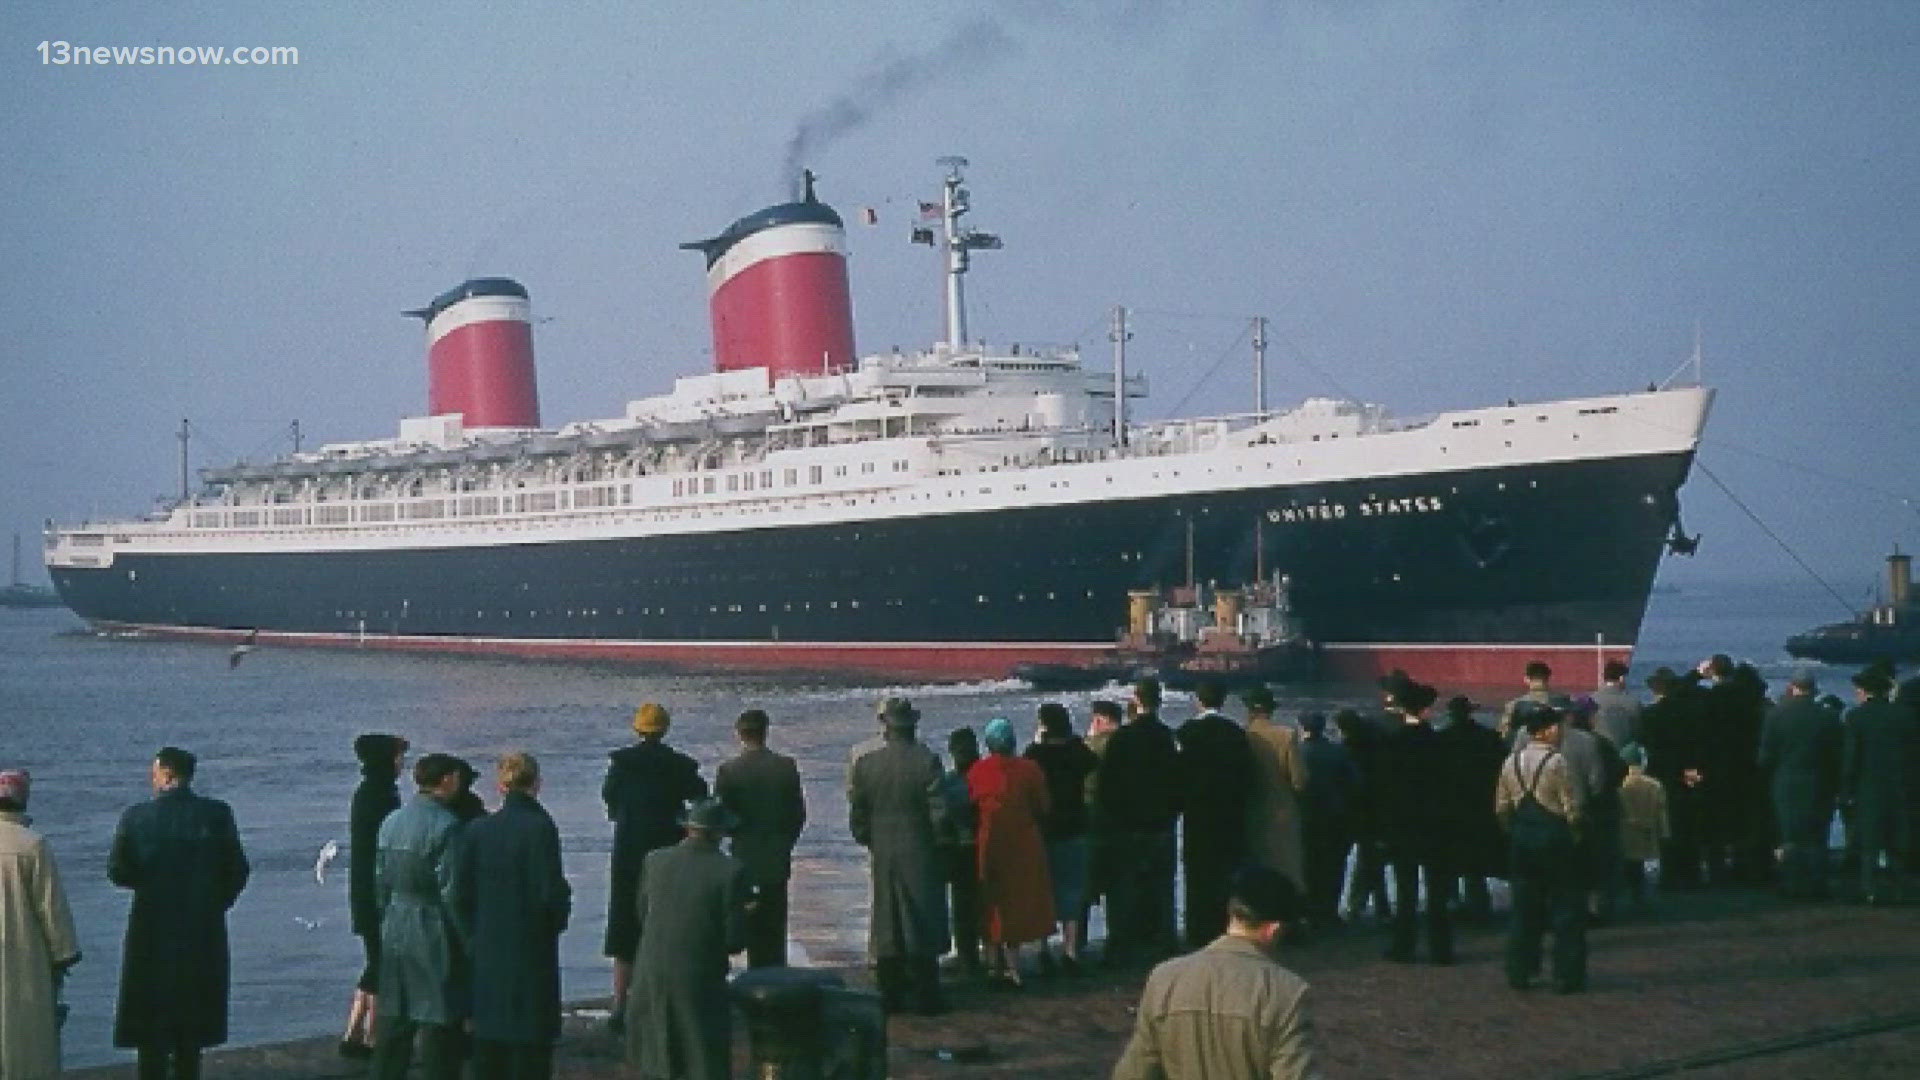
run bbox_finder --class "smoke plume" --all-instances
[781,18,1016,196]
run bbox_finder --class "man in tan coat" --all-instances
[1113,865,1320,1080]
[1243,686,1308,893]
[0,769,81,1080]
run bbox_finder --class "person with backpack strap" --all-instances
[1495,702,1588,993]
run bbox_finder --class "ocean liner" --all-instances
[45,162,1712,686]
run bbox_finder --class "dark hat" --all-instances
[1515,700,1562,734]
[1398,681,1438,714]
[1037,702,1073,738]
[1852,669,1894,696]
[682,797,738,833]
[413,753,463,788]
[876,696,920,727]
[1228,864,1306,925]
[353,732,409,768]
[1445,695,1477,717]
[1645,666,1679,692]
[1376,669,1413,694]
[1242,685,1277,712]
[1300,711,1327,735]
[1568,695,1599,719]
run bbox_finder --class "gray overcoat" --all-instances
[1757,696,1842,844]
[626,836,749,1080]
[1844,698,1915,851]
[716,745,807,887]
[847,734,950,960]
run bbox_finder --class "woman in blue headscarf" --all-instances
[967,717,1054,987]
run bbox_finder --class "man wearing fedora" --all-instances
[1758,673,1842,899]
[625,798,750,1080]
[602,703,708,1027]
[848,696,950,1014]
[1843,669,1911,903]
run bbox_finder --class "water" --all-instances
[0,579,1870,1067]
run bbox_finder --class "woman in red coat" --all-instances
[967,717,1055,986]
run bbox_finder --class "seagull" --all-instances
[228,629,259,669]
[314,839,340,885]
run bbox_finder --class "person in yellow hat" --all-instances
[601,703,707,1029]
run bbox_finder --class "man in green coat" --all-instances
[373,754,470,1080]
[1758,674,1842,898]
[1843,669,1913,903]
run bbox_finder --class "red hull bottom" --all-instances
[93,622,1632,691]
[1321,642,1635,692]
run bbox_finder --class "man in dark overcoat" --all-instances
[1843,669,1914,903]
[1374,681,1457,964]
[1094,678,1183,965]
[109,746,250,1080]
[847,696,950,1014]
[1437,696,1507,921]
[1757,674,1842,898]
[625,799,750,1080]
[344,732,407,1058]
[457,752,571,1080]
[1639,668,1711,888]
[602,702,708,1024]
[1296,711,1357,926]
[715,708,808,968]
[373,753,470,1080]
[1175,681,1254,948]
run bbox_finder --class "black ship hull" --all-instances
[50,449,1693,685]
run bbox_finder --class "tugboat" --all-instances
[1012,573,1319,691]
[1785,549,1920,664]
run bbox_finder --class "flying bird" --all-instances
[314,839,340,884]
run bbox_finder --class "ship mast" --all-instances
[914,157,1001,350]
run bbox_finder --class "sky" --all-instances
[4,2,1917,607]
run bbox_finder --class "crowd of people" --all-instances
[1,654,1915,1080]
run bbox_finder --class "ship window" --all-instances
[809,466,823,484]
[727,475,739,492]
[742,473,754,491]
[834,465,848,477]
[861,462,875,474]
[785,469,798,485]
[703,477,716,494]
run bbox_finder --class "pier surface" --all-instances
[69,889,1918,1078]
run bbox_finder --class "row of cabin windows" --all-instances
[670,461,910,498]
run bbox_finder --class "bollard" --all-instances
[730,967,843,1080]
